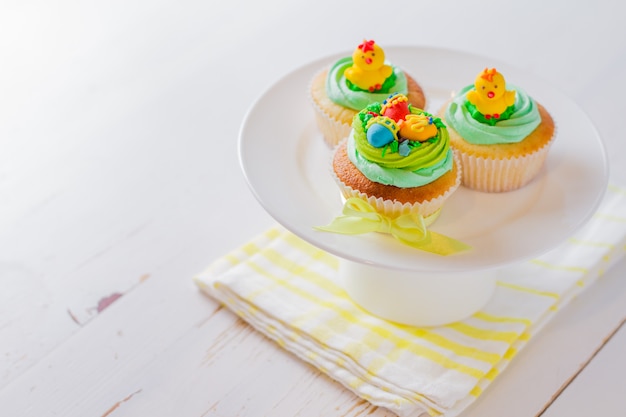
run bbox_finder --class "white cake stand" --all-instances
[238,47,609,326]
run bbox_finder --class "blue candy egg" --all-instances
[366,123,395,148]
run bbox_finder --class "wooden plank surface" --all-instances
[1,1,624,416]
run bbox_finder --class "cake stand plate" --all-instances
[238,47,609,326]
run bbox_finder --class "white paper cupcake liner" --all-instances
[456,131,556,193]
[312,106,353,148]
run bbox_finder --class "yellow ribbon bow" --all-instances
[315,198,470,256]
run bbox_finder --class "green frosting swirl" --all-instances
[346,107,454,188]
[444,85,541,145]
[326,57,408,111]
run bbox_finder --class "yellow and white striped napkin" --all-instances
[195,184,626,417]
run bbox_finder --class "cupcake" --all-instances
[439,67,556,192]
[310,39,426,147]
[332,93,460,224]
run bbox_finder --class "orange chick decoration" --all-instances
[399,114,438,142]
[466,68,516,120]
[344,40,393,92]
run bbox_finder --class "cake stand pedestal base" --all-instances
[339,259,497,327]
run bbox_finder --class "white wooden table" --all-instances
[1,2,624,416]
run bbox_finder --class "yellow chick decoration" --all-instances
[344,40,393,92]
[466,68,516,120]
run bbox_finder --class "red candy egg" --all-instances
[381,93,410,122]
